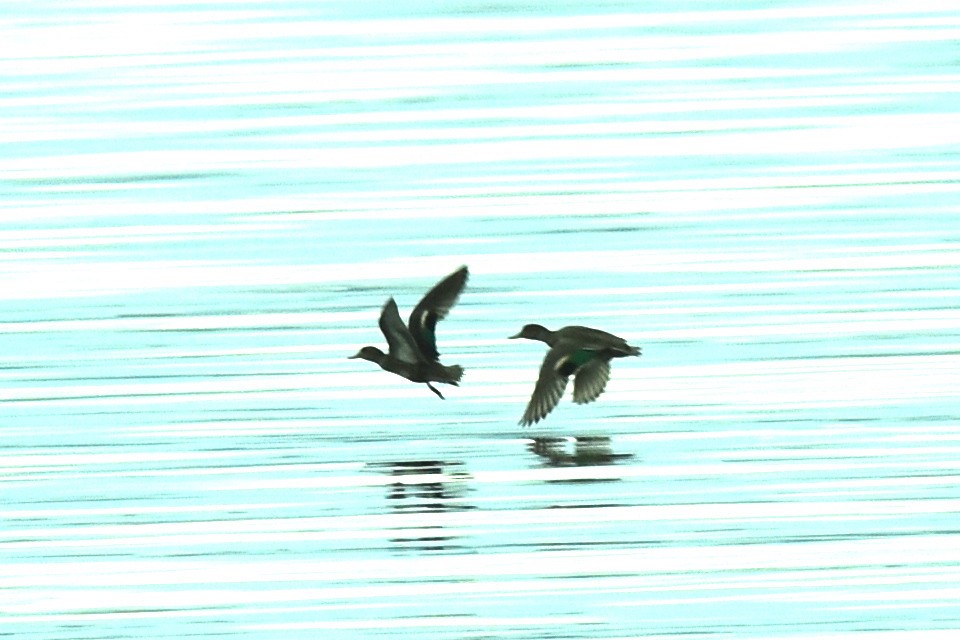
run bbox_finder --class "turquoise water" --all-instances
[3,1,960,638]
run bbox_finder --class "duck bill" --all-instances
[508,332,522,339]
[347,351,362,359]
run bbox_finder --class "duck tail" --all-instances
[442,364,464,384]
[628,345,641,357]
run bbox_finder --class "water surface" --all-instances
[2,1,960,638]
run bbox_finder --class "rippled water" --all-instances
[3,1,960,638]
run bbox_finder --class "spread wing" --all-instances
[572,358,610,405]
[379,298,424,364]
[408,266,468,361]
[519,346,572,426]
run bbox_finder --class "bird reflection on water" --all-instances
[528,435,634,468]
[368,460,474,552]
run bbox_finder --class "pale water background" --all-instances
[2,1,960,638]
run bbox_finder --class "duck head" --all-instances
[509,323,551,342]
[349,346,385,362]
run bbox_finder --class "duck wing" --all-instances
[379,297,424,364]
[408,266,469,361]
[519,345,573,426]
[572,358,611,405]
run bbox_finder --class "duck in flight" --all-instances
[510,324,641,425]
[350,266,468,399]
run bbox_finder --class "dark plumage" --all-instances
[350,266,468,398]
[510,324,641,425]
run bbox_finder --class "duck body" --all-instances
[512,323,640,356]
[350,266,468,399]
[510,323,641,425]
[350,345,463,387]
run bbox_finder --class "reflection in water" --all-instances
[6,2,960,638]
[528,435,634,467]
[369,460,474,552]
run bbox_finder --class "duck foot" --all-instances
[426,383,445,399]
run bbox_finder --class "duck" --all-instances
[510,324,641,425]
[350,266,468,399]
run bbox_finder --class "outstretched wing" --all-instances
[379,298,424,364]
[519,346,572,426]
[572,358,611,405]
[408,266,469,361]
